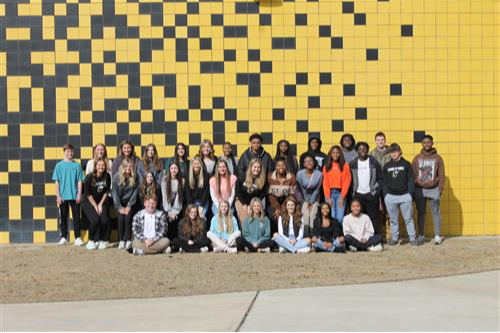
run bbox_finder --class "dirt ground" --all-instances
[1,237,499,304]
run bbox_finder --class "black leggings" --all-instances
[117,205,134,242]
[82,199,110,242]
[236,236,276,252]
[353,193,381,235]
[172,238,211,253]
[345,234,382,251]
[59,200,81,239]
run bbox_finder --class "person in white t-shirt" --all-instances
[349,142,383,236]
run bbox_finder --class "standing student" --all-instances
[85,143,113,176]
[161,162,184,240]
[274,139,299,175]
[83,158,111,250]
[137,143,163,184]
[185,156,210,218]
[311,202,345,253]
[237,133,274,181]
[138,171,162,210]
[165,143,189,177]
[299,136,327,170]
[218,142,238,176]
[343,199,383,252]
[236,198,275,253]
[349,142,383,235]
[172,204,211,253]
[323,145,352,225]
[340,133,358,164]
[369,132,391,168]
[266,157,297,233]
[412,135,445,245]
[209,159,237,215]
[272,197,311,254]
[111,140,140,175]
[383,143,419,246]
[296,153,323,236]
[207,201,241,253]
[112,158,139,250]
[234,159,267,225]
[198,139,217,176]
[52,143,85,246]
[131,194,171,255]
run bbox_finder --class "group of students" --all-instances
[52,131,445,255]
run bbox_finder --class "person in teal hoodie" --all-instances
[236,198,275,253]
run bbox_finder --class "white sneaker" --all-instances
[125,241,132,250]
[118,241,125,250]
[86,241,97,250]
[297,247,311,254]
[57,237,68,246]
[133,248,144,256]
[369,244,383,252]
[164,246,172,254]
[179,248,185,253]
[200,246,209,253]
[213,246,224,253]
[74,237,84,247]
[244,247,250,253]
[279,247,286,253]
[97,241,107,250]
[433,235,443,245]
[349,245,358,252]
[227,247,238,254]
[257,247,270,253]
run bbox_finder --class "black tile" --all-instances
[320,72,332,84]
[224,49,236,61]
[188,26,200,38]
[308,96,320,108]
[225,109,237,121]
[211,14,224,26]
[332,120,344,132]
[213,97,225,109]
[366,48,378,60]
[248,49,260,61]
[177,109,189,121]
[237,121,249,133]
[199,38,212,50]
[296,120,308,132]
[201,109,213,121]
[236,2,260,14]
[272,38,296,49]
[259,14,271,26]
[213,121,225,133]
[189,133,201,145]
[175,14,188,26]
[319,25,331,37]
[331,37,343,49]
[164,27,176,38]
[342,2,355,13]
[295,14,307,25]
[343,84,356,96]
[296,73,308,84]
[390,83,402,96]
[273,108,285,120]
[355,107,368,119]
[187,3,199,14]
[284,85,296,97]
[354,13,366,25]
[414,131,426,143]
[401,25,413,37]
[260,61,272,73]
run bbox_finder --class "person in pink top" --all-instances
[209,159,237,216]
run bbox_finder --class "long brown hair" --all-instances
[281,197,302,230]
[325,145,346,172]
[182,204,205,237]
[118,139,136,159]
[142,143,163,172]
[140,171,158,200]
[163,162,184,204]
[92,158,108,187]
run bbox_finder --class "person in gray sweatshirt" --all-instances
[295,153,323,236]
[340,133,358,164]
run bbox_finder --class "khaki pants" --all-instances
[301,201,319,236]
[132,237,170,254]
[207,230,241,251]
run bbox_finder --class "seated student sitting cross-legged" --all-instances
[172,204,211,253]
[236,198,275,253]
[342,199,383,252]
[272,197,311,254]
[311,202,345,253]
[207,200,241,253]
[131,194,171,255]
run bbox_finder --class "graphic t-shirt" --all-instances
[84,173,111,203]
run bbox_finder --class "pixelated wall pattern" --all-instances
[0,0,498,243]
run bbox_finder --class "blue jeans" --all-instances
[194,200,209,219]
[330,189,346,224]
[315,238,345,253]
[274,235,310,253]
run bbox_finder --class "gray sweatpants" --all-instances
[384,193,416,241]
[415,187,442,237]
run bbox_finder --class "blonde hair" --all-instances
[117,158,136,187]
[188,157,205,190]
[198,139,216,161]
[216,201,233,234]
[244,159,266,190]
[248,197,266,222]
[213,159,232,198]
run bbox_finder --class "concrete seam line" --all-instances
[235,290,260,332]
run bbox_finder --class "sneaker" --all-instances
[118,241,125,250]
[409,239,419,247]
[279,247,286,254]
[417,235,425,245]
[348,245,358,252]
[387,239,400,246]
[86,241,97,250]
[74,237,84,247]
[57,237,68,246]
[244,247,250,253]
[297,247,311,254]
[200,246,209,253]
[164,246,172,254]
[227,247,238,254]
[369,244,383,252]
[125,241,132,250]
[433,235,443,245]
[257,247,271,253]
[97,242,107,250]
[133,248,144,256]
[179,248,185,253]
[213,246,225,253]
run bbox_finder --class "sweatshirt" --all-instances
[242,216,271,244]
[342,149,358,164]
[312,217,343,241]
[137,160,164,185]
[342,213,374,241]
[299,136,327,170]
[412,148,445,192]
[209,215,239,240]
[267,172,297,213]
[322,162,352,199]
[295,169,323,204]
[111,173,139,210]
[209,174,237,208]
[236,177,267,205]
[185,172,210,207]
[383,157,415,196]
[237,147,274,181]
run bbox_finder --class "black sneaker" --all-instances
[387,239,400,246]
[409,239,419,247]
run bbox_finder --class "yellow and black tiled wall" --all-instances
[0,0,498,243]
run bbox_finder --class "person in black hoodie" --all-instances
[237,133,274,181]
[311,202,345,252]
[185,157,211,219]
[383,143,418,247]
[299,136,327,170]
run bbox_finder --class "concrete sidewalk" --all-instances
[2,271,499,332]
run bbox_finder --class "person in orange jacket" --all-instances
[322,145,352,227]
